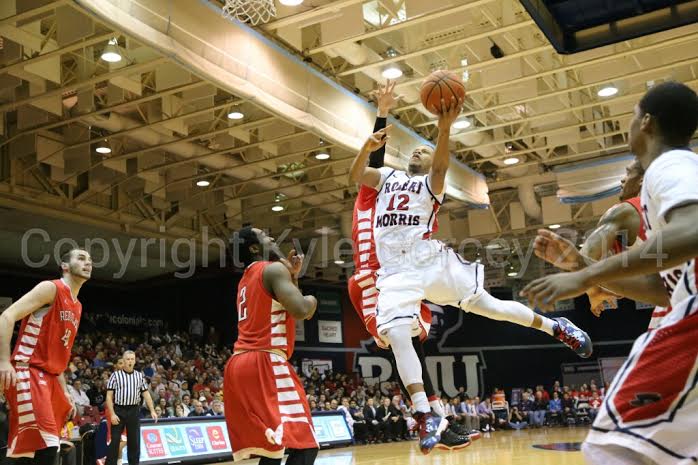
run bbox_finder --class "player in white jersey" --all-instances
[522,81,698,465]
[350,97,592,454]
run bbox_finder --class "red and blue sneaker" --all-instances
[554,317,593,358]
[414,412,449,455]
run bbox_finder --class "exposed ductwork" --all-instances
[517,181,542,221]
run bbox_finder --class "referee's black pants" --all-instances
[106,405,141,465]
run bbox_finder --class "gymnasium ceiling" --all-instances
[0,0,697,283]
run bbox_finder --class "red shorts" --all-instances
[224,351,317,462]
[348,269,432,348]
[6,365,71,458]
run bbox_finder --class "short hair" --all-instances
[59,248,87,274]
[638,81,698,147]
[123,350,135,358]
[232,226,259,267]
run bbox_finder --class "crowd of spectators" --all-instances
[6,323,607,445]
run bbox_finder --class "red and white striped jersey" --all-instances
[372,168,443,270]
[352,186,380,271]
[233,261,297,359]
[12,279,82,375]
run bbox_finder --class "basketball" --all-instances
[420,70,466,115]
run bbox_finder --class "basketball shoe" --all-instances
[414,412,449,455]
[435,429,471,451]
[554,317,593,358]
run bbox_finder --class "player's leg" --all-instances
[465,291,592,357]
[258,458,282,465]
[285,448,319,465]
[385,323,446,454]
[429,249,592,357]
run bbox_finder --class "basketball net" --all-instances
[222,0,276,26]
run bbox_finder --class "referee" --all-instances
[105,350,157,465]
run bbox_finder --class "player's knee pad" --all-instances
[386,325,423,386]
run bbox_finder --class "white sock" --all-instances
[464,291,556,336]
[411,391,430,414]
[430,399,445,417]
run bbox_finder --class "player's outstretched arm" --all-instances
[429,97,462,195]
[0,281,56,389]
[349,127,391,188]
[581,203,640,261]
[369,80,401,169]
[265,262,318,320]
[523,203,698,310]
[532,229,669,308]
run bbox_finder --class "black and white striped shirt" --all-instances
[107,370,148,406]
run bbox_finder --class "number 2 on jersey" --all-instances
[61,329,72,347]
[238,286,248,322]
[387,194,409,211]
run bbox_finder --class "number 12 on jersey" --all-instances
[238,286,248,322]
[387,194,409,211]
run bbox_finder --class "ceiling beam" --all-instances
[0,0,69,27]
[337,20,534,77]
[395,31,698,112]
[262,0,366,30]
[0,57,169,113]
[309,0,499,55]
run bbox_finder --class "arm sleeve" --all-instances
[140,374,148,392]
[649,152,698,223]
[368,117,387,169]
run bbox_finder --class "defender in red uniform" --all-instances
[0,248,91,464]
[225,227,318,465]
[533,158,671,328]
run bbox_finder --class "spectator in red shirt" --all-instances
[589,391,603,420]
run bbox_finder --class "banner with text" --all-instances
[318,320,342,344]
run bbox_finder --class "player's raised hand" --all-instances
[363,125,392,152]
[371,80,403,116]
[0,360,16,391]
[281,249,304,280]
[533,229,583,271]
[437,97,464,130]
[520,271,589,311]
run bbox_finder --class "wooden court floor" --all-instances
[235,427,590,465]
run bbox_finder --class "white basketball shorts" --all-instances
[374,245,484,335]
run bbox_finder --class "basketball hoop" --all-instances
[222,0,276,26]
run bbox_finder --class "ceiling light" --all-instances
[315,152,330,160]
[549,224,561,230]
[453,119,471,130]
[279,0,303,5]
[100,38,122,63]
[334,259,345,265]
[503,157,520,165]
[95,140,111,154]
[597,86,618,97]
[271,205,284,212]
[227,111,244,120]
[382,66,403,79]
[196,180,210,187]
[507,271,518,277]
